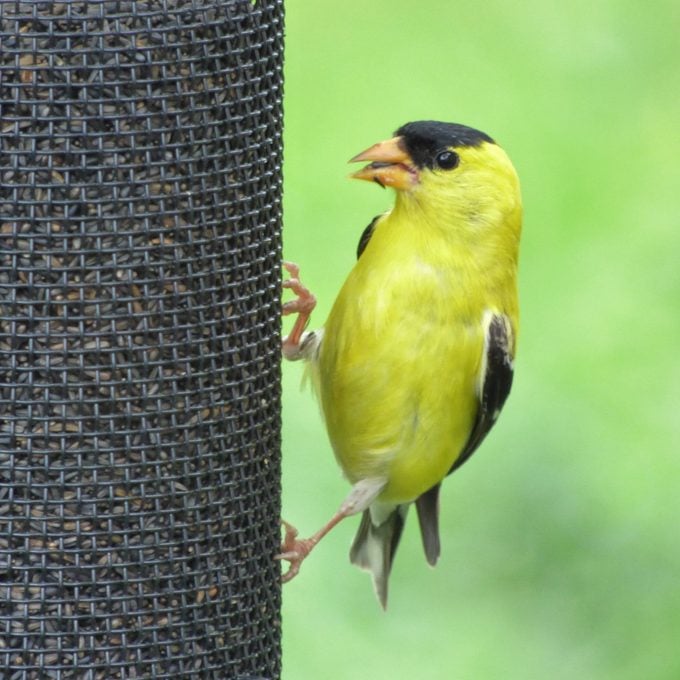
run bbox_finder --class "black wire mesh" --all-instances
[0,1,283,677]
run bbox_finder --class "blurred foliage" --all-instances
[280,1,679,678]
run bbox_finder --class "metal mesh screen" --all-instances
[0,1,283,677]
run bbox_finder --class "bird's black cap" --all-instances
[396,121,494,169]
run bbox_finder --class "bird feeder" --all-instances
[0,1,283,677]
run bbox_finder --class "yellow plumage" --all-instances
[317,140,520,499]
[280,121,522,607]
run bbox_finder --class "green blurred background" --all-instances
[279,1,679,678]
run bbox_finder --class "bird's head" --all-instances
[350,120,521,241]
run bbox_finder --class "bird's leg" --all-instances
[278,477,387,583]
[278,514,347,584]
[282,261,317,361]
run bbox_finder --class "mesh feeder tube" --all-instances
[0,1,283,678]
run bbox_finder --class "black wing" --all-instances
[356,215,381,259]
[448,313,514,475]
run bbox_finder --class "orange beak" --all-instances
[349,136,418,190]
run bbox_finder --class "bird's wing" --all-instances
[415,314,512,565]
[448,312,514,475]
[356,214,385,259]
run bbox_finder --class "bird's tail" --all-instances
[349,505,408,609]
[415,483,441,566]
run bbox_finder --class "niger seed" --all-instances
[0,0,283,676]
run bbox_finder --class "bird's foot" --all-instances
[282,261,316,318]
[276,520,317,583]
[282,261,317,361]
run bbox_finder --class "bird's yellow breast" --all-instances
[315,215,509,504]
[310,139,521,504]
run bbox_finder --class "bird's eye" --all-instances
[435,150,459,170]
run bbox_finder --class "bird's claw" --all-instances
[282,262,316,317]
[282,262,317,361]
[276,520,315,583]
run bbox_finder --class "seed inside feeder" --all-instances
[0,0,283,676]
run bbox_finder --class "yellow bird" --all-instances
[280,120,522,608]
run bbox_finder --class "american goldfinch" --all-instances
[280,120,522,608]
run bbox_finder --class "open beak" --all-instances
[349,136,418,190]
